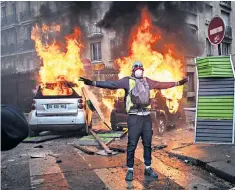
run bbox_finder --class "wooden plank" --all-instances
[196,133,232,138]
[89,129,112,154]
[199,83,234,89]
[198,92,234,96]
[198,97,234,102]
[197,115,233,120]
[199,88,234,92]
[197,56,230,62]
[198,71,233,75]
[197,113,233,117]
[199,78,234,82]
[197,115,233,119]
[197,106,233,110]
[195,136,232,143]
[197,110,233,114]
[198,73,233,77]
[196,126,233,130]
[197,120,233,124]
[199,80,234,85]
[198,102,234,106]
[198,68,233,73]
[196,129,232,134]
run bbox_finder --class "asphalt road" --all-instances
[1,128,234,190]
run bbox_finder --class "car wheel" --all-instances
[156,116,166,136]
[111,123,118,131]
[80,124,89,136]
[28,128,40,137]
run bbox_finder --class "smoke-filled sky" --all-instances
[37,1,204,57]
[98,1,204,57]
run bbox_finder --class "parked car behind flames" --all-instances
[110,92,180,135]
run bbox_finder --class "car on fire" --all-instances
[110,92,180,135]
[27,83,92,137]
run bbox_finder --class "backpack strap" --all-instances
[128,77,136,93]
[126,77,136,113]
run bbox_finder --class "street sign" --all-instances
[208,16,225,45]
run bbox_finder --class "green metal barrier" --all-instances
[195,55,235,144]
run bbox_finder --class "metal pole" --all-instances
[230,55,235,144]
[194,57,199,143]
[218,44,221,55]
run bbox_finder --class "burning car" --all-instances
[27,81,92,136]
[110,92,179,135]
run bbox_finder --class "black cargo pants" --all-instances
[126,114,153,168]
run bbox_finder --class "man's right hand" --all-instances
[177,78,188,86]
[79,77,94,86]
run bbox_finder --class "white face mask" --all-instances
[134,69,143,78]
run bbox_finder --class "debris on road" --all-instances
[73,129,127,156]
[152,144,168,151]
[96,149,118,156]
[34,145,43,148]
[23,135,62,143]
[73,144,95,155]
[30,153,46,159]
[48,153,59,158]
[89,129,114,155]
[109,147,125,153]
[77,129,127,146]
[56,159,62,163]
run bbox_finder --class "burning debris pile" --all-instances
[102,9,185,114]
[31,24,85,96]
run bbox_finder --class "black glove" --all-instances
[79,77,94,86]
[177,78,188,86]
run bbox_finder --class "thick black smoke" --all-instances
[35,2,93,44]
[98,1,204,58]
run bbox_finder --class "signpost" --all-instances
[208,16,225,55]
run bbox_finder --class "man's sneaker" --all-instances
[144,168,158,179]
[125,170,134,181]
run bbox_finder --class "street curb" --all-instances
[167,150,235,184]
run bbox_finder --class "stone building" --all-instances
[184,1,235,103]
[1,1,235,110]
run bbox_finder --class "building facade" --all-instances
[1,1,235,109]
[183,1,235,103]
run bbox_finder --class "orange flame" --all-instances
[31,24,84,95]
[103,9,185,113]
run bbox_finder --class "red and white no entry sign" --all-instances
[208,16,225,45]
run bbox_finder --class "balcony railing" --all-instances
[20,10,34,22]
[87,24,103,38]
[225,26,232,39]
[1,14,17,27]
[220,1,231,8]
[1,41,34,56]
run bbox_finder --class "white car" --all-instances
[28,86,92,137]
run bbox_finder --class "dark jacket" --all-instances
[95,77,176,109]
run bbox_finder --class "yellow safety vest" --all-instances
[126,78,151,113]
